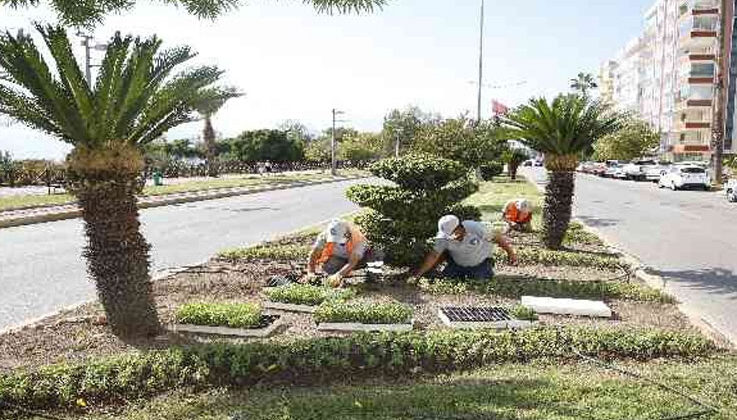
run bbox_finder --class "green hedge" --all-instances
[218,244,310,261]
[0,327,715,413]
[264,284,356,306]
[368,156,468,190]
[479,162,504,180]
[496,247,622,270]
[419,277,675,303]
[314,301,413,324]
[175,303,262,329]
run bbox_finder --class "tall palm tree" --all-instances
[502,95,620,249]
[570,72,598,96]
[0,25,237,338]
[195,87,242,177]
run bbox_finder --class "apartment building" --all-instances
[605,0,736,161]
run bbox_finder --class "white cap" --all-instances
[326,219,350,244]
[436,215,460,239]
[516,199,531,212]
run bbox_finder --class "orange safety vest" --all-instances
[504,202,531,224]
[317,223,366,264]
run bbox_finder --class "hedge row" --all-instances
[264,284,356,306]
[419,277,675,303]
[313,301,413,324]
[496,247,622,270]
[0,327,715,413]
[218,244,310,261]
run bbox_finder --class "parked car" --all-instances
[726,179,737,202]
[591,162,608,176]
[623,159,658,181]
[533,160,544,167]
[658,165,711,190]
[603,161,625,178]
[645,161,672,182]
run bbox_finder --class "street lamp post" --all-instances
[476,0,485,122]
[76,31,108,85]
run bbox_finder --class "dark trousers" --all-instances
[442,258,494,280]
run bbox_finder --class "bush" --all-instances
[314,301,413,324]
[347,155,480,267]
[264,284,356,306]
[479,162,504,180]
[419,277,675,303]
[218,244,309,261]
[495,247,622,270]
[510,304,538,321]
[175,303,263,329]
[563,222,605,247]
[0,327,715,413]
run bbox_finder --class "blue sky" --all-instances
[0,0,653,160]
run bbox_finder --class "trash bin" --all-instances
[153,171,163,186]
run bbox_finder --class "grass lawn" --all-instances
[465,176,542,222]
[82,357,737,420]
[0,170,361,211]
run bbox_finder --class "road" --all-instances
[525,167,737,345]
[0,179,368,331]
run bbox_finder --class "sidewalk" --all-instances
[0,174,366,229]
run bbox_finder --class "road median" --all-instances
[0,175,366,229]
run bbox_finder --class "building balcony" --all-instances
[671,144,711,153]
[679,15,719,47]
[677,98,713,109]
[676,120,711,130]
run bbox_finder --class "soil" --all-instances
[0,256,688,374]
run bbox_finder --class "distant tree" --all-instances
[194,87,242,176]
[503,148,530,180]
[226,129,304,162]
[338,132,384,162]
[304,138,331,162]
[382,106,436,155]
[592,118,660,161]
[2,0,388,27]
[411,116,508,168]
[570,72,598,96]
[278,120,314,143]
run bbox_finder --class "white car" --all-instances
[658,165,711,190]
[726,179,737,202]
[645,162,672,182]
[623,159,658,181]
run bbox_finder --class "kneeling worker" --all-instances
[502,199,533,232]
[304,219,369,287]
[413,215,517,280]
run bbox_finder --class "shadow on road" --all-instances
[575,215,621,228]
[653,267,737,301]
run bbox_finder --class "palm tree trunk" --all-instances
[543,170,575,249]
[68,147,161,338]
[509,162,520,180]
[203,115,218,177]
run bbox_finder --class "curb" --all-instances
[520,169,735,349]
[0,176,366,230]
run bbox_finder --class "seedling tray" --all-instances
[169,315,282,338]
[263,301,318,314]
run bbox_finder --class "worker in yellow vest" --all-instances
[304,219,371,287]
[502,199,533,232]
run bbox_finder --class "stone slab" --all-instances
[521,296,612,318]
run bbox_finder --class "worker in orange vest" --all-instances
[502,199,533,232]
[304,219,372,287]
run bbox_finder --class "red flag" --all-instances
[491,100,509,116]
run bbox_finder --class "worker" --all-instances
[413,215,517,280]
[304,219,370,288]
[502,199,533,232]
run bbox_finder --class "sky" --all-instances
[0,0,654,160]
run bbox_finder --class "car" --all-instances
[623,159,658,181]
[658,165,711,190]
[591,162,608,176]
[604,162,623,178]
[523,160,533,167]
[726,179,737,202]
[645,161,672,182]
[533,160,544,167]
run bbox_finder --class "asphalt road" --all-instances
[0,179,368,331]
[525,167,737,345]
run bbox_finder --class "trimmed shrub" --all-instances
[510,304,538,321]
[218,244,309,261]
[347,155,480,267]
[419,277,675,303]
[479,161,504,180]
[0,327,715,413]
[495,247,622,270]
[175,303,263,329]
[563,222,606,246]
[264,284,356,306]
[314,301,413,324]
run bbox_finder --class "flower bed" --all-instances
[172,302,280,338]
[314,301,414,332]
[263,284,356,313]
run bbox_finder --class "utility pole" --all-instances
[476,0,485,122]
[331,108,345,176]
[77,31,93,85]
[712,0,728,185]
[395,131,400,158]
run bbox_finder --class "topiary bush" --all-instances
[479,161,504,180]
[347,155,481,267]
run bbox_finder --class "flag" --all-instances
[491,100,509,116]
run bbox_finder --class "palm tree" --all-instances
[502,95,620,249]
[0,25,237,338]
[1,0,388,27]
[570,72,598,96]
[194,87,242,177]
[503,148,529,180]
